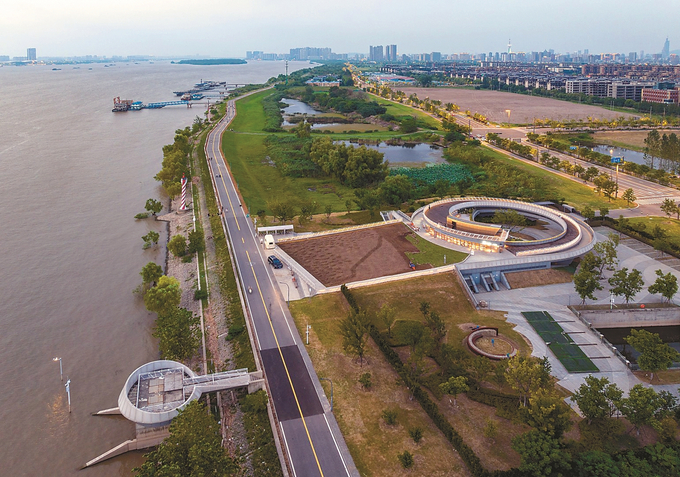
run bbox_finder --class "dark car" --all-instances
[268,255,283,269]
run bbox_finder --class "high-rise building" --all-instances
[369,45,384,62]
[432,51,441,62]
[385,44,397,62]
[27,48,36,61]
[662,37,670,59]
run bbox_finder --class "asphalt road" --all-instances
[204,94,356,477]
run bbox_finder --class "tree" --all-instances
[269,201,296,224]
[622,188,637,206]
[505,356,551,406]
[324,204,333,221]
[338,308,370,366]
[399,321,426,353]
[439,376,469,406]
[593,234,619,272]
[573,266,603,304]
[492,209,528,233]
[660,198,678,218]
[608,268,643,305]
[582,205,595,221]
[187,229,204,254]
[574,451,620,477]
[624,329,680,382]
[469,355,493,383]
[145,198,163,216]
[600,178,618,202]
[599,205,609,218]
[168,234,187,257]
[292,120,311,138]
[571,376,623,423]
[424,310,446,346]
[648,269,679,305]
[525,388,573,438]
[379,175,412,206]
[140,262,163,287]
[511,430,572,477]
[345,199,353,214]
[400,116,418,133]
[144,275,182,315]
[142,231,160,248]
[133,400,237,476]
[619,384,662,435]
[154,307,201,361]
[377,304,396,337]
[353,189,381,218]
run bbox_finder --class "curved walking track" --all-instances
[205,91,358,477]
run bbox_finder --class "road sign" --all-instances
[569,146,577,150]
[610,157,622,164]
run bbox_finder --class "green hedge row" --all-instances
[340,285,522,477]
[466,382,521,421]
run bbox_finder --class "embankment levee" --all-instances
[572,306,680,328]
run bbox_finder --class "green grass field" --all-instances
[627,216,680,248]
[368,94,442,130]
[521,311,598,373]
[482,147,629,210]
[222,91,359,214]
[405,234,467,266]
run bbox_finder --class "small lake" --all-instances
[591,145,675,172]
[280,97,322,115]
[338,141,445,165]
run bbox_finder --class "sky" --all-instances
[2,0,678,58]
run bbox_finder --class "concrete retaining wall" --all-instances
[578,307,680,328]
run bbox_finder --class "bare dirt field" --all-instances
[592,130,678,149]
[505,268,573,289]
[279,223,430,286]
[398,87,637,124]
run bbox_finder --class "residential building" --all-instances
[385,44,397,62]
[641,87,679,104]
[369,45,384,62]
[27,48,36,61]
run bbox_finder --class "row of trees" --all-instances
[644,129,680,172]
[574,232,679,305]
[485,133,534,159]
[154,128,192,198]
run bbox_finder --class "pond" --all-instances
[591,145,675,171]
[280,97,322,115]
[338,141,445,165]
[599,325,680,367]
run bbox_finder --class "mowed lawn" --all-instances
[289,293,470,476]
[222,90,358,214]
[482,147,630,210]
[627,216,680,248]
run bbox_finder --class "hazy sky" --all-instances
[3,0,677,58]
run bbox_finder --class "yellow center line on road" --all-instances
[241,237,244,243]
[246,250,324,477]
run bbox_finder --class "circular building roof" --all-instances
[118,360,199,425]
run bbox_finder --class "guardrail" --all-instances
[276,219,400,243]
[318,264,457,294]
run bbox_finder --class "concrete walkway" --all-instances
[483,226,680,399]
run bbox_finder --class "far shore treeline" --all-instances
[174,58,246,65]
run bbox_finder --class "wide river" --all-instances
[0,60,310,476]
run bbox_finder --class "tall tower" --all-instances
[507,39,512,54]
[662,37,670,59]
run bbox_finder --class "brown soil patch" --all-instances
[398,87,636,124]
[279,223,431,286]
[505,269,573,289]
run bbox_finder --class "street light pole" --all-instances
[53,357,63,381]
[319,377,334,411]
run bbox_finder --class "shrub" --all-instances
[194,288,208,300]
[168,234,187,257]
[135,212,150,219]
[409,427,424,443]
[359,372,372,390]
[397,451,414,469]
[483,419,498,440]
[382,409,398,425]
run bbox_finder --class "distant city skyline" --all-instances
[2,0,678,58]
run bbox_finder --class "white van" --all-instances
[264,234,275,249]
